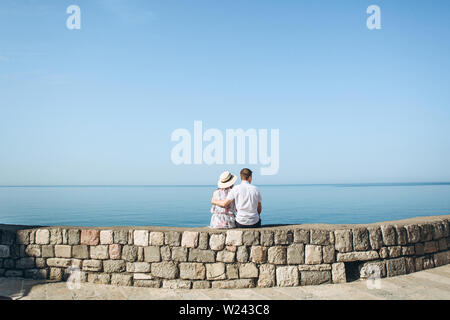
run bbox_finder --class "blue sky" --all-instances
[1,0,450,185]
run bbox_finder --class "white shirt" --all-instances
[226,181,262,225]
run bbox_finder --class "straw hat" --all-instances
[217,171,238,189]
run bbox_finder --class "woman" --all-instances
[209,171,238,229]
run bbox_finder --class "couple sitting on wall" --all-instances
[210,168,262,229]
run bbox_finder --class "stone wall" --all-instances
[1,215,449,289]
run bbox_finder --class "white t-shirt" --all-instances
[226,181,262,225]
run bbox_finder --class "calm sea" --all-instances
[0,183,449,227]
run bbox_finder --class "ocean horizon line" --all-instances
[1,182,450,188]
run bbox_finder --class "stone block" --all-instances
[305,245,322,264]
[294,229,309,244]
[226,230,243,246]
[88,273,111,285]
[144,246,161,262]
[198,233,209,249]
[68,229,80,245]
[287,244,304,264]
[109,244,122,260]
[171,247,188,262]
[274,230,293,245]
[206,263,226,280]
[134,280,161,288]
[179,263,206,280]
[268,246,287,264]
[300,271,331,286]
[111,274,133,286]
[433,251,450,267]
[386,257,407,277]
[276,266,299,287]
[133,273,154,280]
[35,229,50,245]
[336,251,379,262]
[16,230,31,245]
[216,250,235,263]
[352,228,370,251]
[165,231,181,246]
[211,279,255,289]
[402,246,415,256]
[55,245,72,258]
[243,230,260,245]
[149,232,165,246]
[16,257,35,269]
[103,260,126,273]
[80,230,100,246]
[250,246,268,264]
[334,229,352,252]
[257,264,275,287]
[394,225,407,245]
[380,225,396,246]
[151,261,178,279]
[236,246,249,263]
[113,230,128,244]
[419,224,433,242]
[41,245,54,258]
[188,249,215,263]
[388,246,402,258]
[49,229,63,245]
[331,262,346,283]
[260,231,274,246]
[322,245,335,263]
[192,281,211,289]
[133,230,149,246]
[100,230,113,244]
[0,245,10,258]
[126,262,151,273]
[122,245,138,262]
[358,261,386,278]
[415,243,425,256]
[310,230,331,245]
[405,224,421,244]
[367,227,383,250]
[162,280,191,289]
[25,245,41,257]
[226,264,239,279]
[182,231,199,248]
[47,258,72,268]
[438,238,448,251]
[49,268,63,281]
[424,241,438,254]
[82,260,102,272]
[239,263,259,278]
[209,234,226,251]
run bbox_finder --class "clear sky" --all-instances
[1,0,450,185]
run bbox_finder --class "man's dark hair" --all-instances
[240,168,252,181]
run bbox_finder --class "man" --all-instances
[211,168,262,228]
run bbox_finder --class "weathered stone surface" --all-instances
[331,262,346,283]
[250,246,268,264]
[182,231,199,248]
[310,230,331,245]
[423,256,434,269]
[111,274,133,286]
[82,260,102,272]
[0,245,10,258]
[109,244,122,260]
[276,266,299,287]
[226,245,237,252]
[149,232,165,246]
[298,264,331,271]
[126,262,151,273]
[336,251,379,262]
[49,268,64,281]
[294,229,309,244]
[25,245,41,257]
[137,247,144,262]
[192,281,211,289]
[243,231,260,245]
[415,256,424,271]
[268,246,287,265]
[239,263,259,278]
[160,246,171,261]
[236,246,249,263]
[209,234,226,251]
[274,230,293,245]
[286,244,304,264]
[179,263,206,280]
[144,246,161,262]
[122,245,138,262]
[88,273,110,284]
[55,245,72,258]
[162,280,191,289]
[134,279,161,288]
[394,225,407,245]
[35,258,46,268]
[113,230,128,244]
[322,245,335,263]
[352,228,370,251]
[151,261,178,279]
[100,230,113,244]
[402,246,415,256]
[388,246,402,258]
[379,247,389,259]
[165,232,181,246]
[16,257,35,269]
[381,225,396,246]
[438,238,448,251]
[424,241,438,254]
[41,245,53,258]
[198,233,209,250]
[171,247,188,262]
[226,230,243,246]
[16,230,31,245]
[133,230,149,246]
[47,258,72,268]
[211,279,255,289]
[358,261,386,278]
[305,245,322,264]
[419,224,433,242]
[257,264,275,287]
[386,257,407,277]
[405,224,421,244]
[216,250,235,263]
[206,263,226,280]
[226,264,239,279]
[260,231,274,246]
[133,273,154,280]
[367,227,383,250]
[49,229,63,245]
[188,249,215,263]
[68,229,80,245]
[433,251,450,267]
[415,243,425,256]
[36,229,50,245]
[80,230,100,246]
[103,260,126,273]
[24,269,48,280]
[334,230,352,252]
[301,271,331,286]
